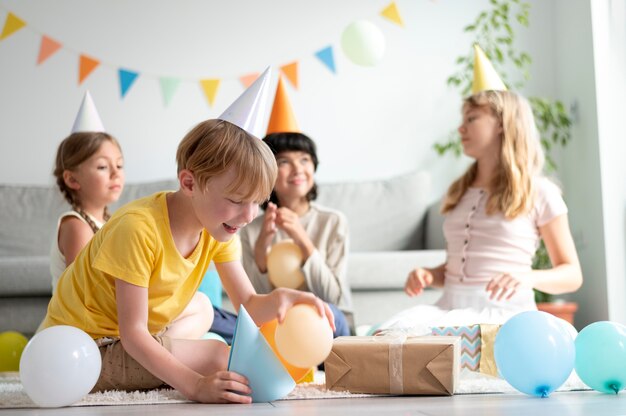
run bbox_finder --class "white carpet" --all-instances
[0,370,589,408]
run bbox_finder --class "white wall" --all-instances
[0,0,555,198]
[4,1,620,326]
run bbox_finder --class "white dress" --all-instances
[377,177,568,333]
[49,211,103,292]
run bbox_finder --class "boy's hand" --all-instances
[193,370,252,404]
[273,288,336,332]
[405,267,434,297]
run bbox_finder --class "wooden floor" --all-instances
[4,391,626,415]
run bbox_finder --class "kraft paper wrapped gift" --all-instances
[324,336,460,395]
[431,324,500,377]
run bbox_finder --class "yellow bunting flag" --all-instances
[380,2,404,27]
[200,79,221,107]
[37,35,62,65]
[280,61,299,90]
[0,12,26,41]
[78,54,100,85]
[239,72,260,89]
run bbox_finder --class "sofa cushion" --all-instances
[0,256,51,296]
[347,250,446,290]
[316,171,431,251]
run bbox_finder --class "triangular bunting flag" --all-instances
[159,77,181,107]
[0,12,26,41]
[78,55,100,85]
[118,68,139,98]
[239,72,260,89]
[380,2,404,26]
[314,46,336,74]
[37,35,62,65]
[280,61,299,90]
[200,79,221,107]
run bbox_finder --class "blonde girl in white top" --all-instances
[50,131,124,290]
[378,90,582,331]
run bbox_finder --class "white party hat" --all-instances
[218,67,272,138]
[71,91,105,133]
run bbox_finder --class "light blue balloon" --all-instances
[575,321,626,394]
[494,311,575,397]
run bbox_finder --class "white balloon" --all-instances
[20,325,101,407]
[341,20,386,67]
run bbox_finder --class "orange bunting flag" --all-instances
[0,12,26,41]
[200,79,221,107]
[380,2,404,27]
[239,72,260,89]
[37,35,62,65]
[78,55,100,85]
[280,61,299,90]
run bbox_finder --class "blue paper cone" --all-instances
[227,306,295,402]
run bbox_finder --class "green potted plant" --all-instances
[439,0,577,323]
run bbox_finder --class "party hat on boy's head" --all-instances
[472,44,507,94]
[227,305,296,402]
[218,67,272,139]
[71,91,105,133]
[266,75,300,134]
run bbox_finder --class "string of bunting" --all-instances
[0,2,404,108]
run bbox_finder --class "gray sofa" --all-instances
[0,170,446,336]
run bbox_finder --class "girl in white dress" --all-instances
[378,90,582,332]
[49,132,125,290]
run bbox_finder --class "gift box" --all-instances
[431,324,500,377]
[324,336,460,395]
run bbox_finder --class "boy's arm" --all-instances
[115,279,251,403]
[215,261,335,330]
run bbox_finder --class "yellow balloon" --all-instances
[267,240,305,289]
[0,331,28,371]
[274,304,333,368]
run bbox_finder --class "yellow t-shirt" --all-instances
[41,192,241,339]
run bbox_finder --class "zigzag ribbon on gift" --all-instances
[431,326,481,371]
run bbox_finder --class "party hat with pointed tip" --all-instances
[71,91,105,133]
[266,75,300,134]
[218,67,273,139]
[472,44,507,94]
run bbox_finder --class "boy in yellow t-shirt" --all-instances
[41,119,335,404]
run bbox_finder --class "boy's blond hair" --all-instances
[176,119,277,203]
[442,90,545,219]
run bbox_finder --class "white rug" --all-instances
[0,370,589,408]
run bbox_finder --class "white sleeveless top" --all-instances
[49,211,104,292]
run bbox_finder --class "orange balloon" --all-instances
[260,319,310,383]
[274,304,333,368]
[267,240,305,289]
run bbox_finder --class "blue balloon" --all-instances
[494,311,575,397]
[575,321,626,394]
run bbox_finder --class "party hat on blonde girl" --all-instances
[71,91,105,133]
[266,75,300,134]
[472,44,507,94]
[219,67,272,138]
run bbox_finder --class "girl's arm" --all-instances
[531,214,582,294]
[115,279,251,403]
[58,217,93,265]
[486,214,582,300]
[239,223,274,294]
[215,261,335,330]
